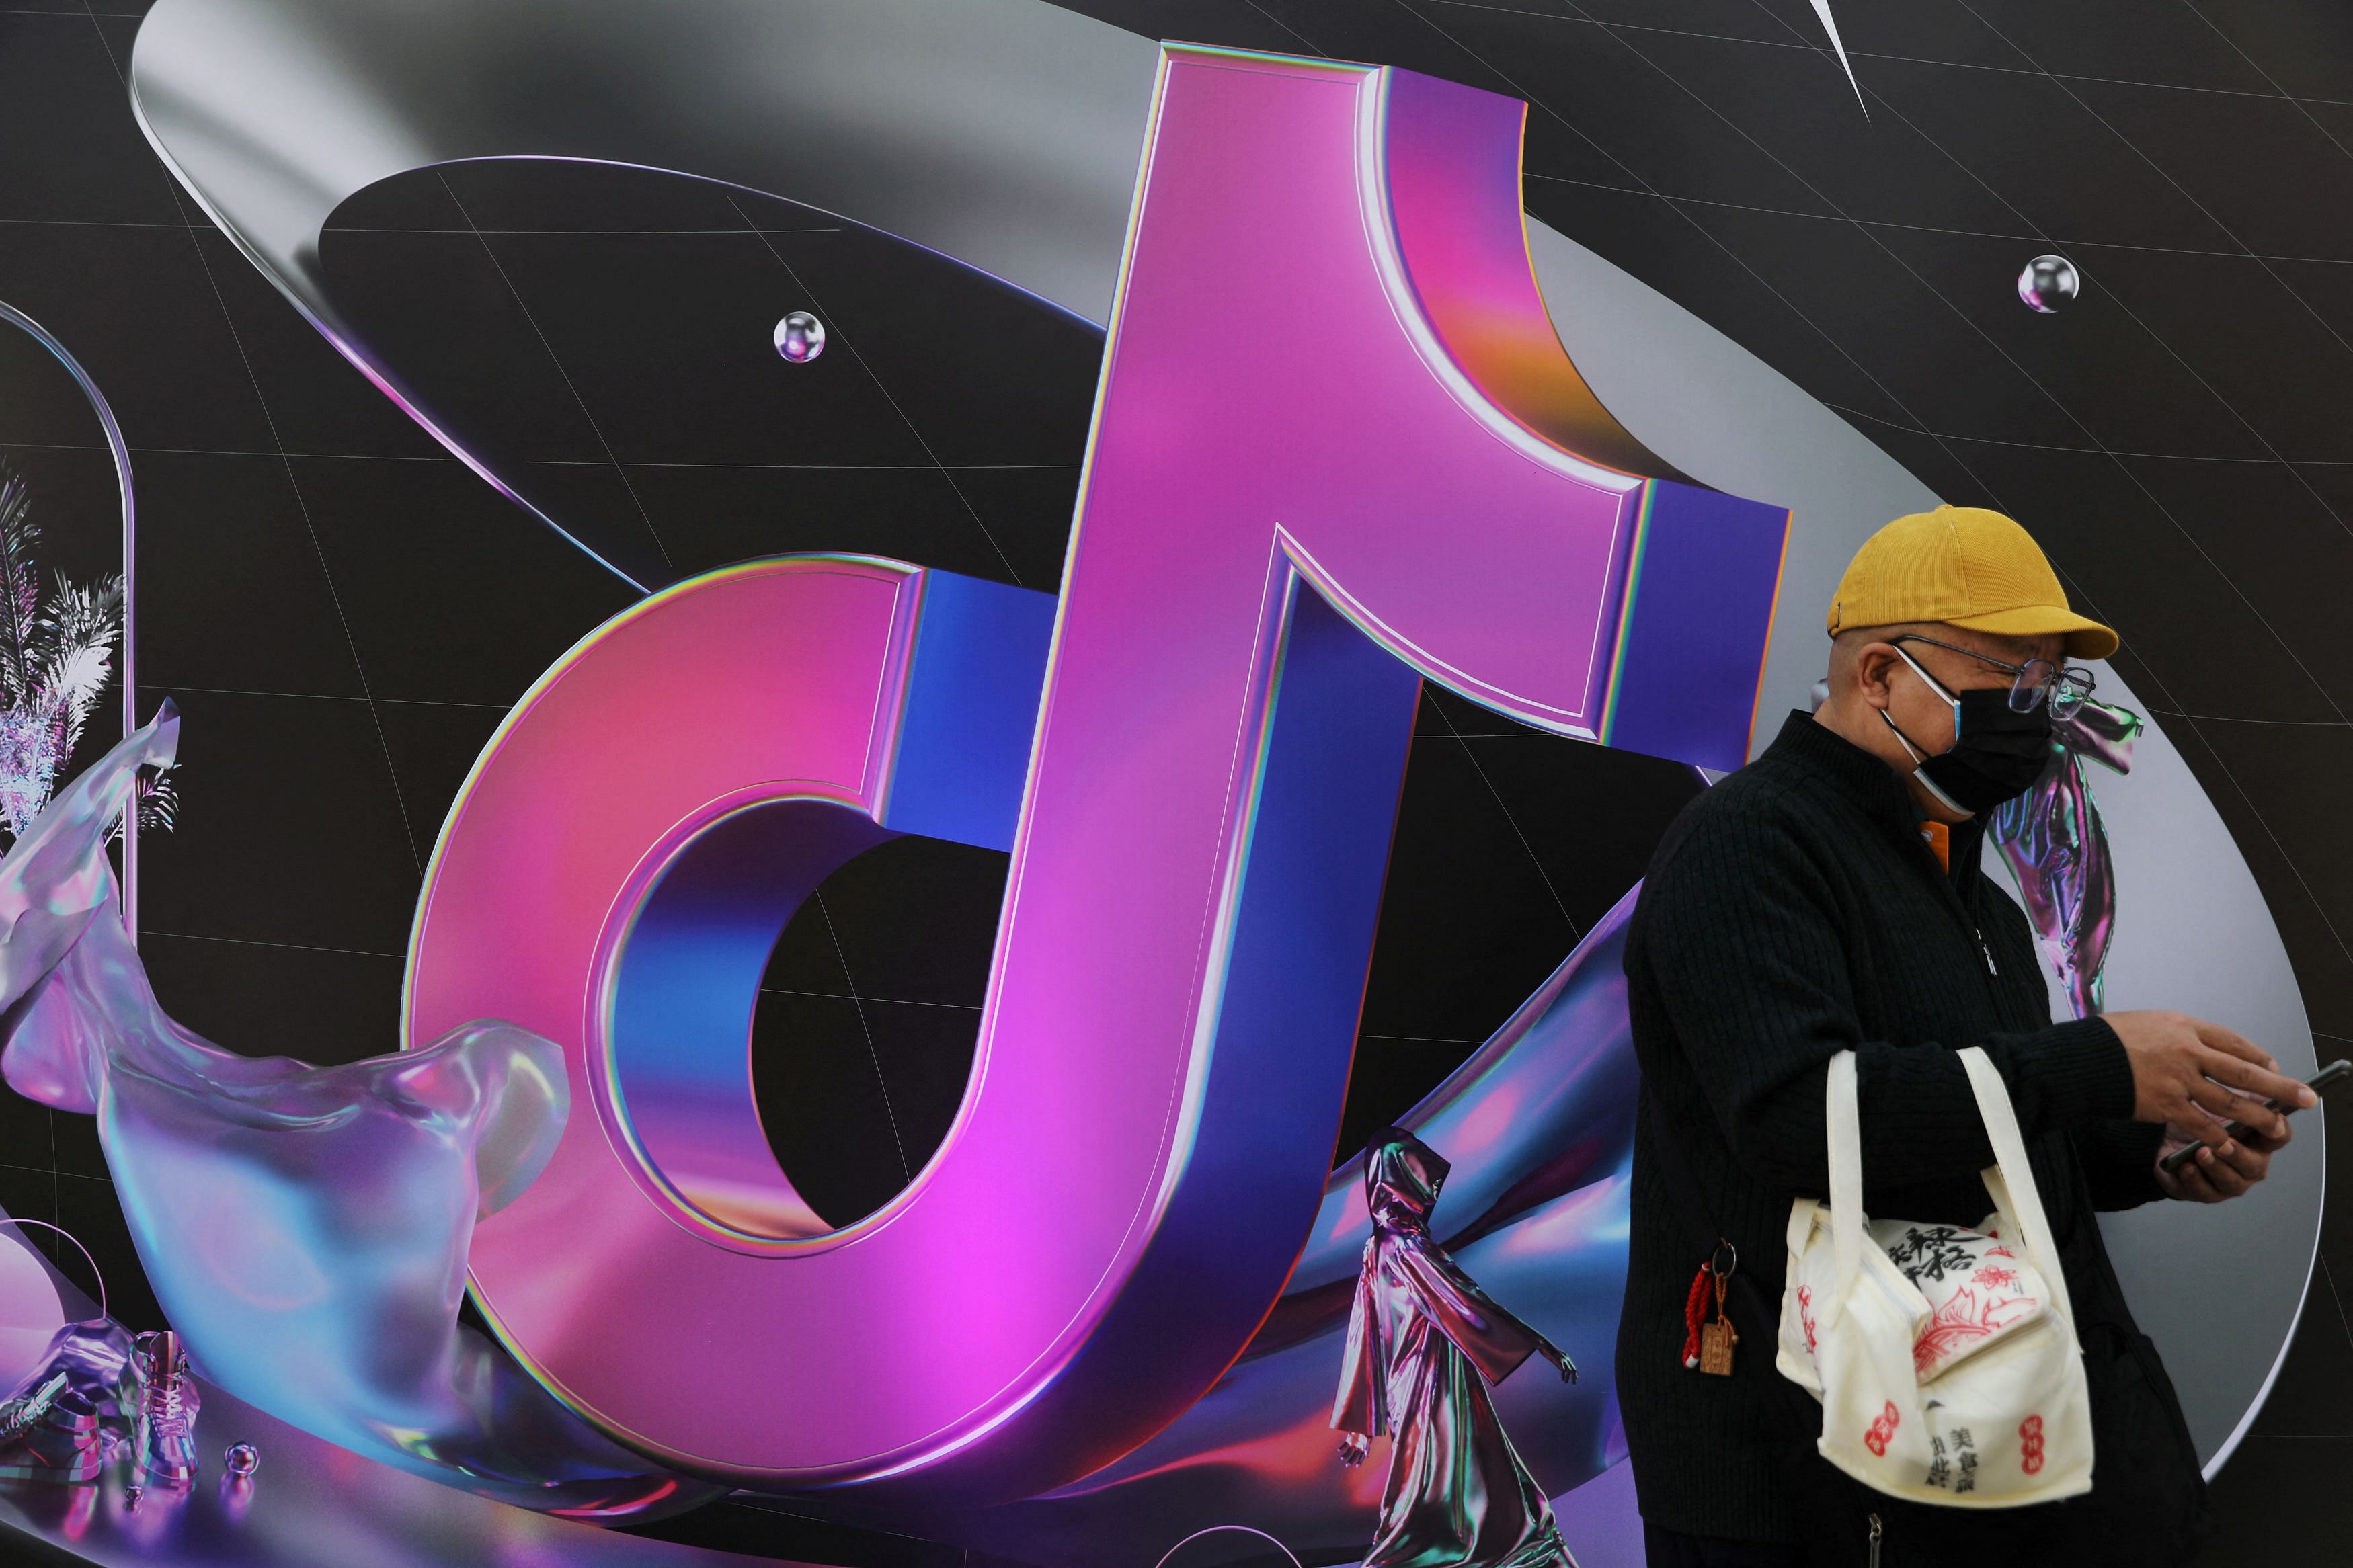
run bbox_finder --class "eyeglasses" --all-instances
[1888,634,2095,720]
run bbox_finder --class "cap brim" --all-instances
[1946,605,2118,661]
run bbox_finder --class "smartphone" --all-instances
[2159,1059,2352,1177]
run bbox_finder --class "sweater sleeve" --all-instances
[1639,798,2138,1196]
[2072,1118,2167,1210]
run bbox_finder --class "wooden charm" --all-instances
[1698,1269,1738,1376]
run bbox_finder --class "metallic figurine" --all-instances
[1333,1128,1579,1568]
[1988,698,2141,1018]
[0,1317,138,1484]
[0,1370,99,1483]
[130,1331,199,1489]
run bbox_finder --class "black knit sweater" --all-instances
[1616,711,2181,1544]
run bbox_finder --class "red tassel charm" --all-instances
[1681,1245,1740,1375]
[1681,1262,1714,1370]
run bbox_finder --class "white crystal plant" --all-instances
[0,460,172,845]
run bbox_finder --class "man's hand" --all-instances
[1337,1431,1371,1469]
[2156,1116,2290,1204]
[2108,1011,2311,1135]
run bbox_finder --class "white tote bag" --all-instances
[1774,1048,2093,1508]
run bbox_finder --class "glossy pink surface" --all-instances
[407,559,921,1469]
[407,49,1728,1498]
[1072,50,1640,738]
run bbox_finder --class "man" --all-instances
[1618,506,2312,1567]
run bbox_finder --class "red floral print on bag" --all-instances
[1911,1282,2040,1378]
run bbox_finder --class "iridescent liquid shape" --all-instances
[0,714,714,1518]
[1989,698,2141,1018]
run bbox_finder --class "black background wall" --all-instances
[1,1,2350,1563]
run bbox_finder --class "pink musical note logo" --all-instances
[407,46,1787,1501]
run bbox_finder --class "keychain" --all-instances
[1681,1241,1739,1376]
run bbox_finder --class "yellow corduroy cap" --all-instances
[1825,505,2117,660]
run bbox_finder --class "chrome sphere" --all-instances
[223,1442,259,1477]
[2016,255,2079,314]
[772,311,826,363]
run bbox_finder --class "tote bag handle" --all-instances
[1824,1051,1866,1327]
[1956,1046,2075,1329]
[1821,1048,2074,1331]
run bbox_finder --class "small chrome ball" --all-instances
[2016,255,2079,314]
[223,1442,259,1477]
[772,311,826,363]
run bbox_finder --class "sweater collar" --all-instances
[1763,710,1927,832]
[1764,710,1991,885]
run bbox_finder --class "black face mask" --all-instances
[1882,686,2053,816]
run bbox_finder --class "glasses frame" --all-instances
[1888,634,2095,720]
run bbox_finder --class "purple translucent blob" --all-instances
[0,714,715,1518]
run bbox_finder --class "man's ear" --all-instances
[1851,642,1901,711]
